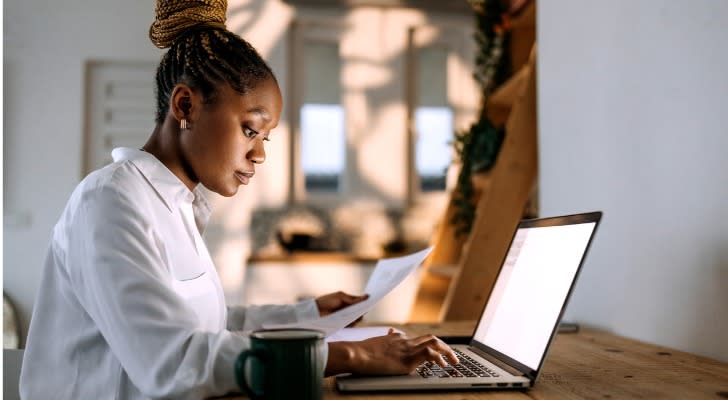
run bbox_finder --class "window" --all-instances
[414,46,453,192]
[415,106,453,191]
[289,13,477,207]
[301,103,345,190]
[300,42,345,192]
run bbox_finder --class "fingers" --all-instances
[345,315,364,327]
[350,332,456,376]
[339,291,369,305]
[387,327,406,337]
[407,335,458,367]
[317,291,369,316]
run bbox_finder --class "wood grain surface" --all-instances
[223,321,728,399]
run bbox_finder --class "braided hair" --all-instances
[149,0,275,124]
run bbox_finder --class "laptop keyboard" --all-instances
[415,349,502,379]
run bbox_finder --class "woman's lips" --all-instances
[235,171,254,185]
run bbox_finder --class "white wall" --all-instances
[539,1,728,362]
[3,0,475,344]
[4,0,160,345]
[2,0,297,344]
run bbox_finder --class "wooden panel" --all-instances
[223,322,728,399]
[409,171,494,322]
[407,270,451,322]
[440,47,538,321]
[537,328,728,400]
[323,384,530,399]
[408,6,537,322]
[408,200,460,322]
[408,54,535,322]
[508,1,536,75]
[248,251,377,264]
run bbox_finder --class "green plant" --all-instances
[451,119,504,236]
[450,0,511,236]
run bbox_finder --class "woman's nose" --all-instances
[248,139,266,164]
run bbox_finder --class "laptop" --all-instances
[337,211,602,392]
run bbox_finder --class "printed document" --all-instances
[262,247,433,336]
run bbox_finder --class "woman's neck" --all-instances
[142,122,199,192]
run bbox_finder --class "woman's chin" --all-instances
[209,183,239,198]
[223,186,240,197]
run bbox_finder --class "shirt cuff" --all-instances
[294,298,327,370]
[293,298,321,322]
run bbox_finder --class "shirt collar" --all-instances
[111,148,212,229]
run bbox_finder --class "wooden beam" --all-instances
[440,46,538,321]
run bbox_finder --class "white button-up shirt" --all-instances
[20,148,319,399]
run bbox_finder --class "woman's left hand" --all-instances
[315,291,369,316]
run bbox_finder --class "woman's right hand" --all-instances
[325,328,458,376]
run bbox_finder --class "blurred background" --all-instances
[3,0,727,364]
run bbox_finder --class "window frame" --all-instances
[406,23,476,206]
[287,12,477,209]
[288,17,349,206]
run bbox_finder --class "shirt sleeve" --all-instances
[65,182,246,399]
[226,299,320,332]
[226,300,329,371]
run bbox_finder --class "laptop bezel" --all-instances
[466,211,603,383]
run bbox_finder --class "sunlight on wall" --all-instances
[215,240,252,302]
[242,261,425,323]
[343,63,394,90]
[227,0,293,57]
[205,121,292,304]
[449,51,480,130]
[205,1,477,311]
[344,7,428,59]
[200,0,297,305]
[355,102,408,200]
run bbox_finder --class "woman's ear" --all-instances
[169,84,200,125]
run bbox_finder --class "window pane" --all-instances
[301,41,344,192]
[301,104,345,191]
[416,107,453,191]
[416,46,451,192]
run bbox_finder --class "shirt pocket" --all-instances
[169,257,208,297]
[153,228,205,283]
[170,269,220,330]
[169,258,206,281]
[171,273,211,299]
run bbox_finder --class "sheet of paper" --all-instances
[262,247,432,336]
[325,326,404,343]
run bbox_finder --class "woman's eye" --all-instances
[243,127,258,138]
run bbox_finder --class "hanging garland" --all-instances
[450,0,513,237]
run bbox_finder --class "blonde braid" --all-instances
[150,0,275,124]
[149,0,228,49]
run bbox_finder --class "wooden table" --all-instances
[228,321,728,399]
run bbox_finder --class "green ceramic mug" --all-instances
[235,329,325,400]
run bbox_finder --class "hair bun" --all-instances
[149,0,228,49]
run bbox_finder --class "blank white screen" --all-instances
[472,222,595,369]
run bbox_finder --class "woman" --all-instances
[20,0,457,398]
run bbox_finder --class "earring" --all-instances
[180,118,189,130]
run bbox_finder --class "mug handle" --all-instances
[235,349,265,399]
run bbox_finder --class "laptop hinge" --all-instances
[468,346,526,377]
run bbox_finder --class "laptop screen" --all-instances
[471,220,597,370]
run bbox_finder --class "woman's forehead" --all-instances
[241,79,282,116]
